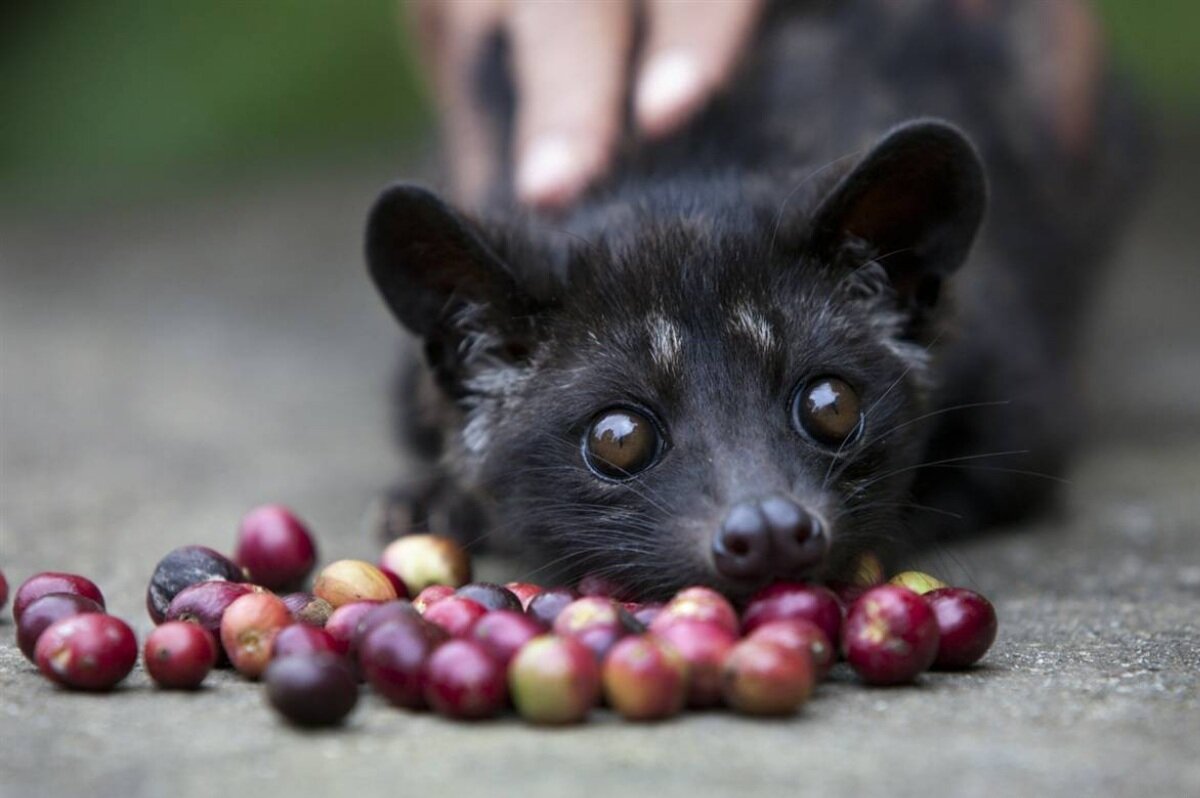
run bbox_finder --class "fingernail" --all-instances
[517,135,579,207]
[636,50,703,136]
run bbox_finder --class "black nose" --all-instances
[712,494,827,581]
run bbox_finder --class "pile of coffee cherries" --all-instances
[3,504,997,727]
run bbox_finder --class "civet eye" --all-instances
[583,408,662,479]
[794,376,863,446]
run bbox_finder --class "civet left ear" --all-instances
[808,119,987,310]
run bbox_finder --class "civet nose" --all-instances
[711,495,828,581]
[712,501,774,580]
[759,493,828,573]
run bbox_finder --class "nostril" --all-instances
[712,502,772,580]
[760,494,828,574]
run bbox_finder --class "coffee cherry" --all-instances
[842,585,940,685]
[13,572,106,623]
[525,588,576,628]
[35,613,137,691]
[0,569,7,612]
[147,546,243,624]
[379,567,409,599]
[629,603,664,627]
[280,592,334,627]
[234,505,318,591]
[265,653,358,727]
[747,618,835,679]
[166,581,256,645]
[351,600,424,653]
[471,610,543,667]
[651,620,737,707]
[722,638,814,715]
[144,621,218,689]
[553,597,638,661]
[829,551,886,604]
[508,635,601,724]
[323,600,381,658]
[651,586,739,636]
[272,624,342,660]
[602,635,688,721]
[456,582,522,613]
[423,596,488,637]
[925,587,998,669]
[413,585,455,613]
[17,593,105,661]
[379,534,471,593]
[576,573,633,601]
[888,570,948,595]
[219,592,292,678]
[741,582,842,645]
[503,582,543,610]
[359,617,443,709]
[423,639,508,719]
[313,560,397,608]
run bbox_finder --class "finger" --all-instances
[635,0,765,139]
[411,0,506,207]
[510,0,633,210]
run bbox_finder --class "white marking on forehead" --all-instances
[648,313,683,373]
[729,302,775,354]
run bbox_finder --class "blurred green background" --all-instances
[1,0,1195,211]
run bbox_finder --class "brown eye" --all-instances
[794,377,862,446]
[583,408,662,479]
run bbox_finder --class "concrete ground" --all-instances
[1,134,1198,797]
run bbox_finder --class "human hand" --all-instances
[413,0,765,209]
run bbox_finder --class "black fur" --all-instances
[367,0,1144,599]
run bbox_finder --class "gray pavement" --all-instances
[1,140,1198,797]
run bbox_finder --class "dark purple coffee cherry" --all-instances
[264,653,358,727]
[456,582,522,612]
[147,546,243,624]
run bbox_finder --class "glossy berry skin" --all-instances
[13,572,106,623]
[602,635,688,721]
[422,639,508,719]
[508,635,601,725]
[470,610,542,667]
[359,618,444,709]
[747,618,835,679]
[235,505,318,591]
[323,601,382,657]
[552,597,638,661]
[219,592,292,679]
[456,582,522,613]
[379,534,471,593]
[424,595,489,638]
[351,601,423,653]
[379,568,409,599]
[280,593,334,627]
[166,581,256,644]
[525,588,576,628]
[722,638,815,715]
[741,583,843,645]
[272,624,342,660]
[35,613,137,691]
[651,587,739,636]
[925,587,998,669]
[143,621,218,689]
[629,603,664,627]
[413,585,455,613]
[842,585,940,685]
[313,560,397,608]
[651,620,738,707]
[504,582,543,610]
[147,546,243,624]
[0,569,8,612]
[423,596,488,637]
[265,653,358,727]
[888,571,948,595]
[17,593,105,661]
